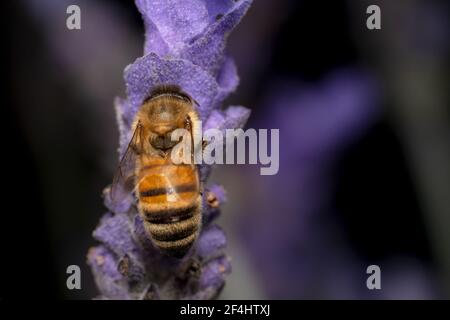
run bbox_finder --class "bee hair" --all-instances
[145,85,196,105]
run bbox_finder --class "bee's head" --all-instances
[148,103,182,135]
[142,85,195,150]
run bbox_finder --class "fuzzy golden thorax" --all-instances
[132,96,195,154]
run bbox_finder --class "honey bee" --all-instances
[111,85,202,258]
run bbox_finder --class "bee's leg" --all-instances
[159,150,169,158]
[130,143,140,155]
[202,139,208,151]
[185,115,192,131]
[148,147,167,159]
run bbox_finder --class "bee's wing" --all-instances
[110,122,143,204]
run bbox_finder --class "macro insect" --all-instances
[111,85,203,258]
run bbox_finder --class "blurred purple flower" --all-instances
[238,69,440,299]
[88,0,252,299]
[238,69,380,298]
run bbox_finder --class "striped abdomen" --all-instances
[136,156,201,257]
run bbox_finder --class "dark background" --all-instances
[5,0,450,299]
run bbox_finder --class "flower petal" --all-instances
[180,0,252,77]
[87,246,130,300]
[196,225,227,260]
[93,213,141,259]
[136,0,210,52]
[204,105,251,131]
[125,53,219,121]
[199,255,231,290]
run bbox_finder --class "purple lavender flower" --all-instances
[87,0,252,299]
[237,70,381,299]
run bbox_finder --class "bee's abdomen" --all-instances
[143,207,201,257]
[146,212,200,241]
[137,163,199,205]
[136,163,201,257]
[141,205,201,257]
